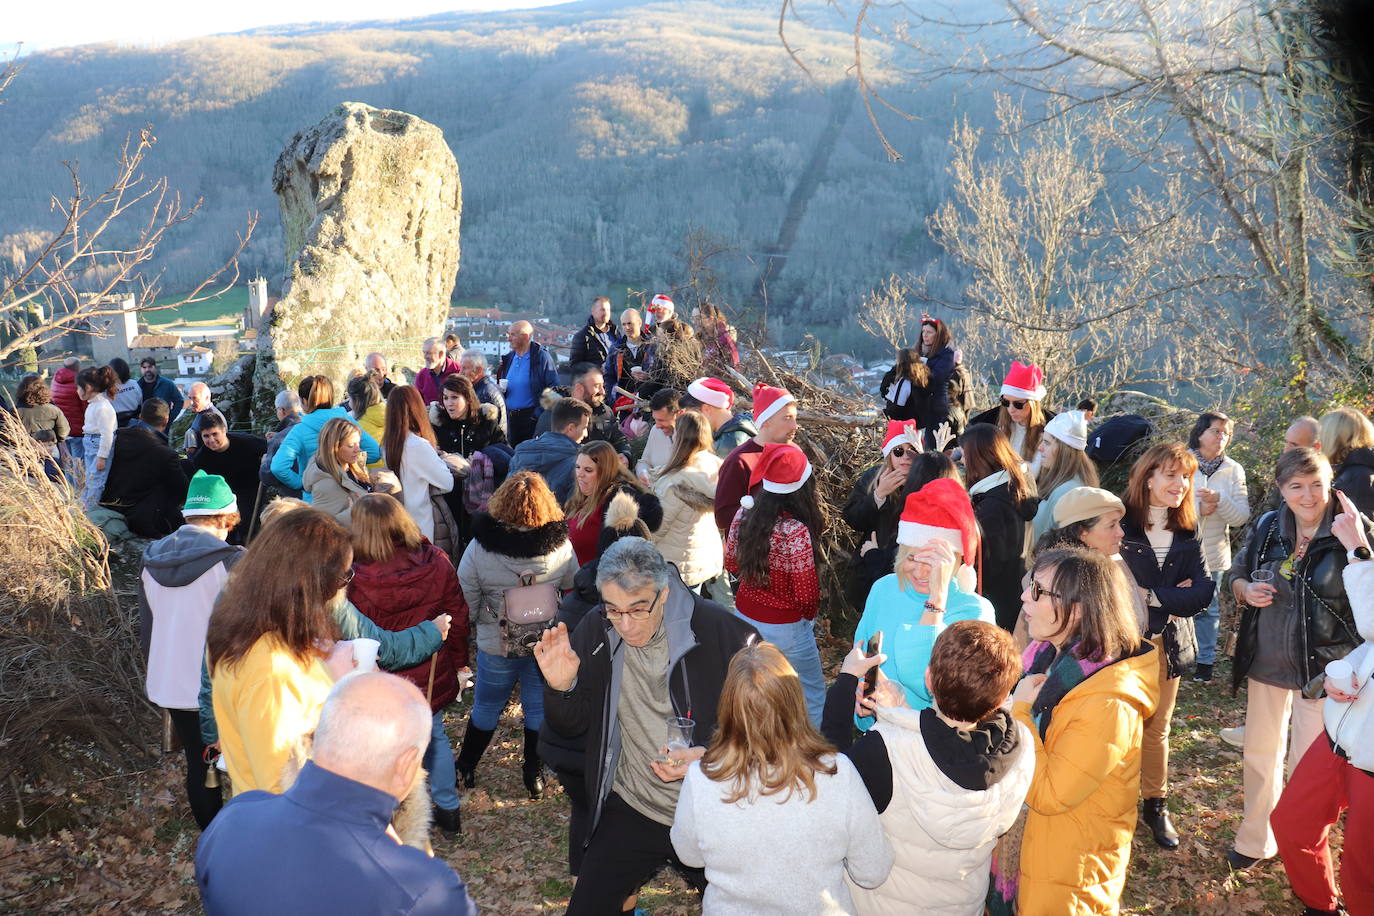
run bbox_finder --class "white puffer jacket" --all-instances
[848,705,1034,916]
[651,451,724,587]
[1193,455,1250,574]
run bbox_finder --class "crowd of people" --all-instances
[12,298,1374,916]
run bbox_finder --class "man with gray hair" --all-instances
[416,337,460,408]
[459,348,507,435]
[195,672,476,916]
[535,537,757,913]
[498,320,559,446]
[183,382,226,456]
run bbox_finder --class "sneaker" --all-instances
[1220,725,1246,749]
[1226,848,1272,870]
[1193,663,1213,682]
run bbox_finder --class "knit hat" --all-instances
[752,382,795,427]
[740,443,812,510]
[897,478,979,592]
[881,420,921,457]
[1043,409,1089,451]
[687,377,734,410]
[182,470,237,517]
[648,294,676,319]
[1000,361,1046,402]
[1053,486,1125,527]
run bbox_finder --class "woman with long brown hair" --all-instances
[347,493,469,833]
[970,361,1051,467]
[432,374,505,459]
[302,417,373,524]
[271,374,381,493]
[651,410,724,590]
[692,302,740,370]
[670,642,892,915]
[879,348,930,424]
[1117,442,1212,849]
[566,439,662,567]
[206,508,358,794]
[960,424,1039,631]
[917,315,961,436]
[384,385,456,542]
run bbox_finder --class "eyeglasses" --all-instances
[337,568,355,589]
[603,591,662,622]
[1029,579,1060,601]
[1000,398,1028,410]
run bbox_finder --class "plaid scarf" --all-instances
[1192,449,1225,478]
[1022,639,1115,741]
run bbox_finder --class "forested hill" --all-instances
[0,0,985,348]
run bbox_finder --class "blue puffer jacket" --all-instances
[508,431,581,502]
[269,407,381,492]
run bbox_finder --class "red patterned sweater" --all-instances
[724,508,820,624]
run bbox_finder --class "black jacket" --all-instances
[570,318,620,369]
[543,576,757,841]
[842,464,904,611]
[1119,518,1213,635]
[878,368,928,424]
[923,346,958,431]
[100,427,189,538]
[1232,508,1366,693]
[433,406,507,458]
[535,395,630,457]
[537,562,605,775]
[969,404,1058,429]
[970,479,1038,632]
[1335,447,1374,519]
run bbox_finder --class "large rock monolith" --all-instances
[252,102,461,421]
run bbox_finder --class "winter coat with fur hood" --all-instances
[652,451,724,587]
[349,543,469,710]
[457,514,578,657]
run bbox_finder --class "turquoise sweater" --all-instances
[852,574,995,728]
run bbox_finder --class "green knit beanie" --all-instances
[183,470,238,516]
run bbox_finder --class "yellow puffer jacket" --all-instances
[1013,643,1160,915]
[358,403,387,468]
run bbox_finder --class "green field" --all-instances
[146,287,247,327]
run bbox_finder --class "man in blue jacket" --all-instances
[137,357,185,424]
[497,320,559,446]
[509,396,590,503]
[195,672,476,916]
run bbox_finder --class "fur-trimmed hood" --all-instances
[471,513,569,558]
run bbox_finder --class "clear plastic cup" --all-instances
[666,716,695,754]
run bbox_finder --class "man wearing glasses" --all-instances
[535,538,757,914]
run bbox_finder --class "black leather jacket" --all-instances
[1231,507,1364,692]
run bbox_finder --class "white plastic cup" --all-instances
[1327,658,1356,693]
[498,378,508,392]
[350,638,381,672]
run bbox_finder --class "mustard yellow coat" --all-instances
[358,403,387,469]
[1013,644,1160,915]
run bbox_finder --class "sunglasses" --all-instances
[337,568,355,589]
[1000,398,1028,410]
[1029,579,1060,601]
[889,445,914,459]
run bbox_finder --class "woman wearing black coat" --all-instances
[1117,443,1214,852]
[878,348,929,424]
[959,424,1038,632]
[1319,407,1374,517]
[433,375,507,458]
[918,316,959,436]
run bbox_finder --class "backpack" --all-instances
[1085,414,1153,464]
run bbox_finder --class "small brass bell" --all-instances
[204,763,220,789]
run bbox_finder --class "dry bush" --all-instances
[0,412,151,798]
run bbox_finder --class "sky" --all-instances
[5,1,560,52]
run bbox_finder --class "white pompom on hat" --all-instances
[751,382,795,427]
[1043,409,1089,452]
[999,360,1046,402]
[687,377,734,410]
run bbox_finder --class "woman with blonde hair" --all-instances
[206,508,358,794]
[1118,441,1212,849]
[1031,410,1099,541]
[303,417,374,524]
[1319,406,1374,516]
[347,493,469,833]
[671,641,892,915]
[456,471,578,798]
[652,410,724,590]
[566,439,662,566]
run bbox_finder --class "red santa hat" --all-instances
[999,360,1046,402]
[687,377,734,410]
[648,294,676,318]
[752,382,795,427]
[740,443,812,509]
[897,478,981,592]
[612,394,635,413]
[881,420,921,457]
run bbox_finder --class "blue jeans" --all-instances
[734,614,825,726]
[81,433,108,510]
[1196,570,1225,666]
[424,710,460,811]
[471,649,545,732]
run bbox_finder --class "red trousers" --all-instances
[1271,735,1374,915]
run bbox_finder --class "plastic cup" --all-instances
[665,716,695,754]
[1250,569,1274,585]
[498,378,508,392]
[350,638,381,672]
[1327,658,1356,693]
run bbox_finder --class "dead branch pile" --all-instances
[0,412,151,798]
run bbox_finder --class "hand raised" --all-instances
[533,623,580,692]
[1332,489,1371,553]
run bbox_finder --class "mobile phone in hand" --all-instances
[864,631,883,698]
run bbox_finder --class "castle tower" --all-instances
[244,276,269,330]
[89,294,138,366]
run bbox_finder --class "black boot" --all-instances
[455,723,495,789]
[523,728,546,800]
[432,804,461,835]
[1142,797,1179,849]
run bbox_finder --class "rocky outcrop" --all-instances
[252,102,462,421]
